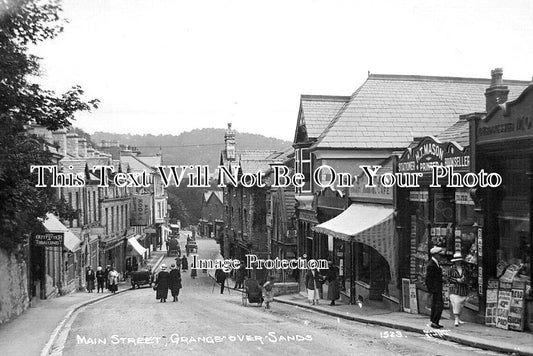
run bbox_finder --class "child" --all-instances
[263,276,275,310]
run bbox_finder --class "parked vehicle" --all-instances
[130,269,153,289]
[167,237,181,257]
[186,240,198,255]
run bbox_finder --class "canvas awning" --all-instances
[42,213,81,252]
[127,236,147,256]
[313,204,397,285]
[161,226,172,233]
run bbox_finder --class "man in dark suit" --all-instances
[426,246,445,328]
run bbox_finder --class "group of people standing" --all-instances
[426,247,469,328]
[305,262,341,306]
[154,264,182,302]
[85,265,119,294]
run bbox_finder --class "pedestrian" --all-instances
[263,276,275,310]
[108,267,119,294]
[154,264,170,302]
[426,246,445,329]
[325,262,340,306]
[96,266,105,293]
[181,255,188,271]
[85,266,95,293]
[169,264,182,302]
[234,262,245,289]
[215,268,226,294]
[448,252,468,326]
[104,265,111,290]
[305,268,321,305]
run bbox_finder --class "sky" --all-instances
[31,0,533,142]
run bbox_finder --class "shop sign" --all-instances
[476,90,533,144]
[455,191,474,205]
[401,279,418,313]
[485,280,498,326]
[496,281,512,330]
[398,136,470,175]
[349,159,393,202]
[131,194,151,226]
[508,287,526,331]
[34,233,63,247]
[409,191,428,202]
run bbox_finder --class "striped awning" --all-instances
[313,204,397,285]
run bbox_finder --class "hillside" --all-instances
[90,128,291,167]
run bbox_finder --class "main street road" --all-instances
[55,238,501,356]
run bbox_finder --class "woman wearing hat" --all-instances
[448,252,468,326]
[325,262,340,306]
[155,264,170,302]
[169,264,182,302]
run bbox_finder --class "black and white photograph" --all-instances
[0,0,532,355]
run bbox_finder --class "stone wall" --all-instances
[0,248,29,324]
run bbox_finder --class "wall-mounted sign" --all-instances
[398,136,470,175]
[34,233,63,247]
[475,88,533,144]
[131,194,151,226]
[349,158,393,202]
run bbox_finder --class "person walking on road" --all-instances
[426,247,445,329]
[449,252,468,327]
[305,268,321,305]
[215,268,226,294]
[325,262,340,306]
[263,276,275,310]
[234,262,246,289]
[181,255,188,271]
[108,267,119,294]
[169,264,182,302]
[85,266,95,293]
[155,264,170,303]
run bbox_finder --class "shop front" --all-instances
[468,83,533,331]
[396,136,480,320]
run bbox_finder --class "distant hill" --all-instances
[90,128,291,167]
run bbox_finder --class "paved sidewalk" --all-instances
[275,293,533,356]
[0,250,165,356]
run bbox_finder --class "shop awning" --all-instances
[127,236,147,256]
[313,204,394,241]
[170,224,180,229]
[161,226,172,233]
[313,204,398,286]
[42,213,81,252]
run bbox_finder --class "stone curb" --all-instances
[274,297,532,356]
[41,254,166,356]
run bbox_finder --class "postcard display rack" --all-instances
[485,264,528,331]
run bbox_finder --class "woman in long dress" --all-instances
[305,268,321,305]
[325,262,340,306]
[108,267,119,294]
[155,264,170,302]
[449,252,468,326]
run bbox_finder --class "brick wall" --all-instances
[0,248,29,324]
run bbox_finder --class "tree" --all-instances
[0,0,98,251]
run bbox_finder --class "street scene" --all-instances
[1,1,533,356]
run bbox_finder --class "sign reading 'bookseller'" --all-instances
[34,233,63,247]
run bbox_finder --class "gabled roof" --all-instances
[120,155,152,172]
[136,155,162,168]
[238,150,278,173]
[313,74,528,149]
[436,119,470,147]
[294,95,350,143]
[204,191,223,205]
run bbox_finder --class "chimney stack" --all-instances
[52,129,67,157]
[485,68,509,112]
[66,133,79,157]
[224,123,236,161]
[78,138,88,158]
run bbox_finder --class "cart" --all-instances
[185,241,198,255]
[241,279,263,307]
[167,237,181,257]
